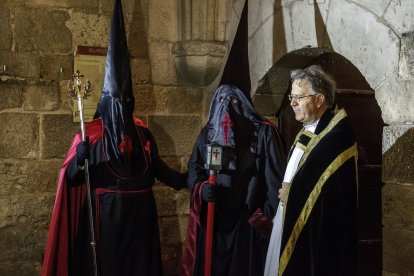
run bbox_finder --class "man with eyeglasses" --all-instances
[265,65,358,275]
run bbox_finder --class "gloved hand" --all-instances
[76,137,89,167]
[201,183,218,202]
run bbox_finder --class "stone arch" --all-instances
[255,47,384,275]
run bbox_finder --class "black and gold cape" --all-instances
[279,109,358,276]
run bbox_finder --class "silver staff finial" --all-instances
[68,70,92,100]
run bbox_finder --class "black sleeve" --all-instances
[261,124,287,218]
[65,157,84,185]
[65,137,87,186]
[186,129,208,191]
[146,129,187,191]
[65,139,100,186]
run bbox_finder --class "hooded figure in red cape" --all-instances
[182,1,286,275]
[42,1,186,275]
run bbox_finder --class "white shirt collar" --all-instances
[303,119,319,133]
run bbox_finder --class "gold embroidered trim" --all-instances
[279,143,358,275]
[298,109,347,170]
[283,110,347,219]
[295,142,306,151]
[290,130,315,152]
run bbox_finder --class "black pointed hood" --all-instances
[219,0,251,101]
[96,0,144,177]
[101,0,134,110]
[207,0,261,151]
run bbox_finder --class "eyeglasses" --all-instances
[288,93,318,102]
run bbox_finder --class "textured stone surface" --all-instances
[399,32,414,80]
[149,42,179,85]
[58,81,71,109]
[252,94,285,116]
[250,0,283,93]
[0,6,12,50]
[353,0,390,16]
[39,53,73,81]
[384,0,414,34]
[0,226,45,276]
[0,113,39,158]
[14,8,72,53]
[10,0,99,10]
[376,75,414,124]
[382,271,401,276]
[383,125,414,182]
[172,41,226,86]
[290,0,330,49]
[101,0,148,17]
[0,82,24,110]
[101,0,149,58]
[147,115,201,156]
[134,85,160,114]
[0,50,41,79]
[155,155,186,173]
[0,195,54,228]
[154,185,182,217]
[154,185,189,217]
[65,0,99,10]
[383,125,413,153]
[156,85,204,115]
[372,32,414,124]
[159,216,188,275]
[148,0,178,41]
[383,183,414,230]
[0,260,42,276]
[158,216,188,245]
[271,5,290,62]
[23,82,60,111]
[383,182,414,275]
[161,243,184,276]
[190,0,214,40]
[174,190,190,216]
[326,1,400,89]
[131,58,150,84]
[126,13,149,58]
[41,114,79,159]
[65,12,110,49]
[383,226,414,275]
[0,160,61,196]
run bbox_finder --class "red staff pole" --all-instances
[204,170,216,276]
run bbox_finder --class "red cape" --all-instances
[182,180,206,276]
[42,118,146,276]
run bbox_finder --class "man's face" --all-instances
[290,79,324,124]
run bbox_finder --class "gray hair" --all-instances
[290,65,336,107]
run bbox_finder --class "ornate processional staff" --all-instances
[204,144,224,276]
[68,70,98,276]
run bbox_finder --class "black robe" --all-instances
[279,109,358,276]
[42,118,185,276]
[183,121,286,276]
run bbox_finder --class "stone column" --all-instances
[172,0,227,86]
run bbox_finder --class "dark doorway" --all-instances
[257,48,384,275]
